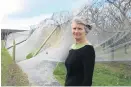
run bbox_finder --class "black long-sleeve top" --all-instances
[65,45,95,86]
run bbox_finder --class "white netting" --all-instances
[7,4,131,62]
[6,0,131,85]
[6,31,29,48]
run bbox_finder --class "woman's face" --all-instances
[71,22,86,40]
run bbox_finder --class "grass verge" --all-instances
[53,62,131,86]
[1,46,29,86]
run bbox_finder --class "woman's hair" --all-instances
[72,16,92,34]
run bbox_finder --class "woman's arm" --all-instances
[82,45,95,86]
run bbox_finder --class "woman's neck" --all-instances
[75,38,88,45]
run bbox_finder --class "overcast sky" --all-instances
[0,0,94,30]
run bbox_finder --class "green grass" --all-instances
[26,52,35,59]
[1,40,5,48]
[53,62,131,86]
[53,62,66,85]
[1,45,29,86]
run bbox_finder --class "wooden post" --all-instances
[13,39,16,62]
[33,26,57,57]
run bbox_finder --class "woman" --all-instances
[65,16,95,86]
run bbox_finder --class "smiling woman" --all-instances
[64,16,95,86]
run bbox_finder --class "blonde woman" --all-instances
[65,16,95,86]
